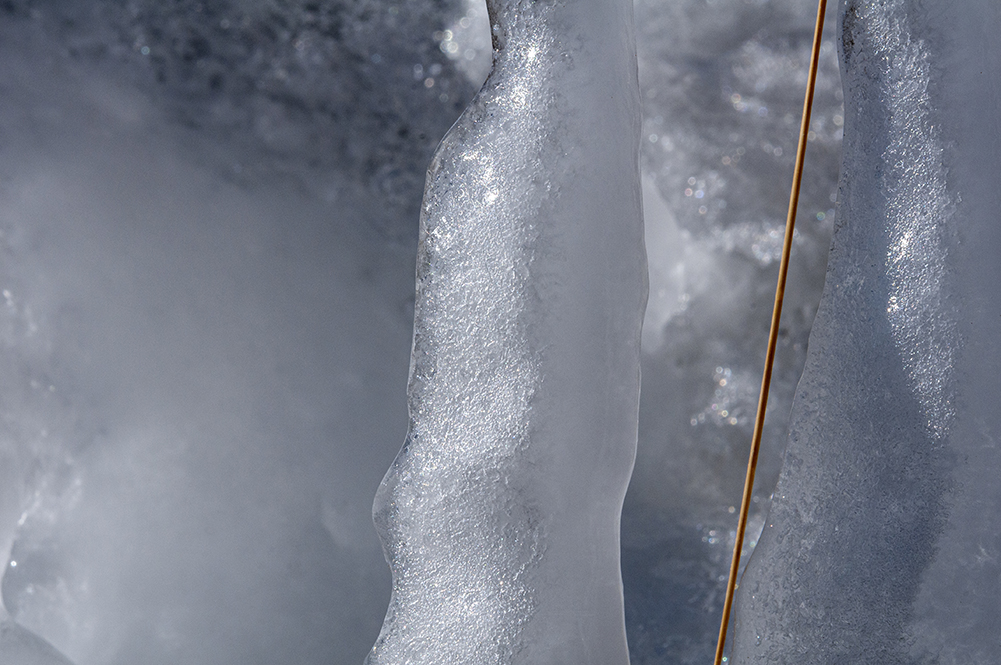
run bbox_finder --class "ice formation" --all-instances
[0,0,848,663]
[623,1,843,659]
[0,621,73,665]
[366,1,645,663]
[731,1,1001,661]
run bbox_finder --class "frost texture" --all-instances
[367,1,645,663]
[731,1,1001,662]
[0,0,850,662]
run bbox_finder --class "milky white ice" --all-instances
[366,1,645,663]
[731,1,1001,661]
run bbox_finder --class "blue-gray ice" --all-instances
[366,1,646,663]
[731,1,1001,661]
[0,0,847,662]
[0,621,73,665]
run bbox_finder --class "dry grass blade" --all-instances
[711,1,829,663]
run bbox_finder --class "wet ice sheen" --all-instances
[367,1,645,663]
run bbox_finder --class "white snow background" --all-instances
[0,0,842,662]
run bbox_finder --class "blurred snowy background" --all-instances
[0,0,841,662]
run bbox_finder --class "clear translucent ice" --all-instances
[367,1,645,663]
[731,1,1001,661]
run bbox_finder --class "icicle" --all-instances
[366,1,646,663]
[731,1,1001,662]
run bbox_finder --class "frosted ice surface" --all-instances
[732,1,1001,662]
[367,1,645,663]
[0,0,853,662]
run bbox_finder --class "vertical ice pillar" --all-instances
[366,1,645,663]
[731,1,1001,662]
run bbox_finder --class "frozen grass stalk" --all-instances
[367,0,646,663]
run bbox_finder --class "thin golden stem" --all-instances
[711,1,828,663]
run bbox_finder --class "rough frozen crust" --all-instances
[367,1,646,663]
[731,1,1001,662]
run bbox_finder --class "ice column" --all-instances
[366,1,645,663]
[731,1,1001,662]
